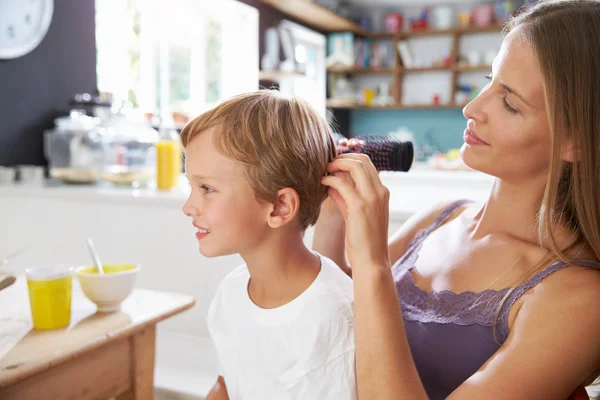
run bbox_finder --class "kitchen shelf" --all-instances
[328,64,487,75]
[402,66,451,73]
[326,101,463,110]
[401,103,463,110]
[369,33,396,40]
[402,24,503,38]
[456,24,505,35]
[260,0,368,35]
[453,64,492,72]
[327,66,395,74]
[260,1,503,38]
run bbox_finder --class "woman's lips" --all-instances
[463,128,489,146]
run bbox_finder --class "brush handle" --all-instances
[338,138,414,172]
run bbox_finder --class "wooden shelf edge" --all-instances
[456,24,505,35]
[326,64,490,74]
[261,0,368,35]
[369,33,397,40]
[402,66,452,73]
[399,24,504,38]
[453,64,491,72]
[326,101,463,110]
[327,66,395,74]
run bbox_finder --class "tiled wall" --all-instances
[350,108,468,158]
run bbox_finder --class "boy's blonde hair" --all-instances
[180,90,336,230]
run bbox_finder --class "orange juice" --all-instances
[156,140,182,190]
[26,267,73,330]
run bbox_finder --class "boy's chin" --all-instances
[198,245,234,258]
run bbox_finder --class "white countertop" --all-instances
[0,165,494,221]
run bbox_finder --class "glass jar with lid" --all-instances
[44,110,104,184]
[100,111,159,188]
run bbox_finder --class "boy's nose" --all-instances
[182,200,195,217]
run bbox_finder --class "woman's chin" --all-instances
[460,146,490,175]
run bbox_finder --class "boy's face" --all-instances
[182,127,272,258]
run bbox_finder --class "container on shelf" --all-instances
[156,128,182,191]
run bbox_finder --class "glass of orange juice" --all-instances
[25,266,73,330]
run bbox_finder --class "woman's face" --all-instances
[462,29,551,183]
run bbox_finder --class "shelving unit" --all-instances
[327,24,502,108]
[261,0,504,110]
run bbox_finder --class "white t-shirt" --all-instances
[207,254,357,400]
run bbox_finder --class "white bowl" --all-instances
[75,264,140,312]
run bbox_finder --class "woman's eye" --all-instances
[485,74,518,114]
[502,97,518,114]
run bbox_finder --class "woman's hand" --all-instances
[206,376,229,400]
[321,153,391,272]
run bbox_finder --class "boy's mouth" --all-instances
[195,226,211,240]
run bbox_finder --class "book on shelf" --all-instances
[396,40,414,69]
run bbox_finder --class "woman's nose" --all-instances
[463,88,489,123]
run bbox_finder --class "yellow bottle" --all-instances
[156,129,182,190]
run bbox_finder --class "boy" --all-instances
[181,90,356,400]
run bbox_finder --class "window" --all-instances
[95,0,258,126]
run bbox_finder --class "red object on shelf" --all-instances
[432,94,441,105]
[411,19,428,31]
[443,56,452,68]
[471,4,494,27]
[385,13,404,33]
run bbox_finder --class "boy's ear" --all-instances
[267,188,300,228]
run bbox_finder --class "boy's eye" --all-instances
[200,185,214,194]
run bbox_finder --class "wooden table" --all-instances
[0,277,195,400]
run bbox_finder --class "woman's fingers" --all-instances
[320,174,362,217]
[327,157,381,201]
[337,153,380,185]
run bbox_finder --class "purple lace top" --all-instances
[391,200,600,399]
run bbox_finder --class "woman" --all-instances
[315,1,600,399]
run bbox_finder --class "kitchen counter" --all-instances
[0,165,494,221]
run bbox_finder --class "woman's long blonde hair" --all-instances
[508,0,600,270]
[488,0,600,391]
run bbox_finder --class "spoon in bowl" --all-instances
[86,238,105,275]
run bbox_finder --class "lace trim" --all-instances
[495,260,600,342]
[396,269,510,326]
[392,199,600,341]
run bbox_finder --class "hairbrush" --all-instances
[337,134,414,172]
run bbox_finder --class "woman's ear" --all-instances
[267,188,300,228]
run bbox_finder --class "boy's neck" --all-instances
[241,229,321,310]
